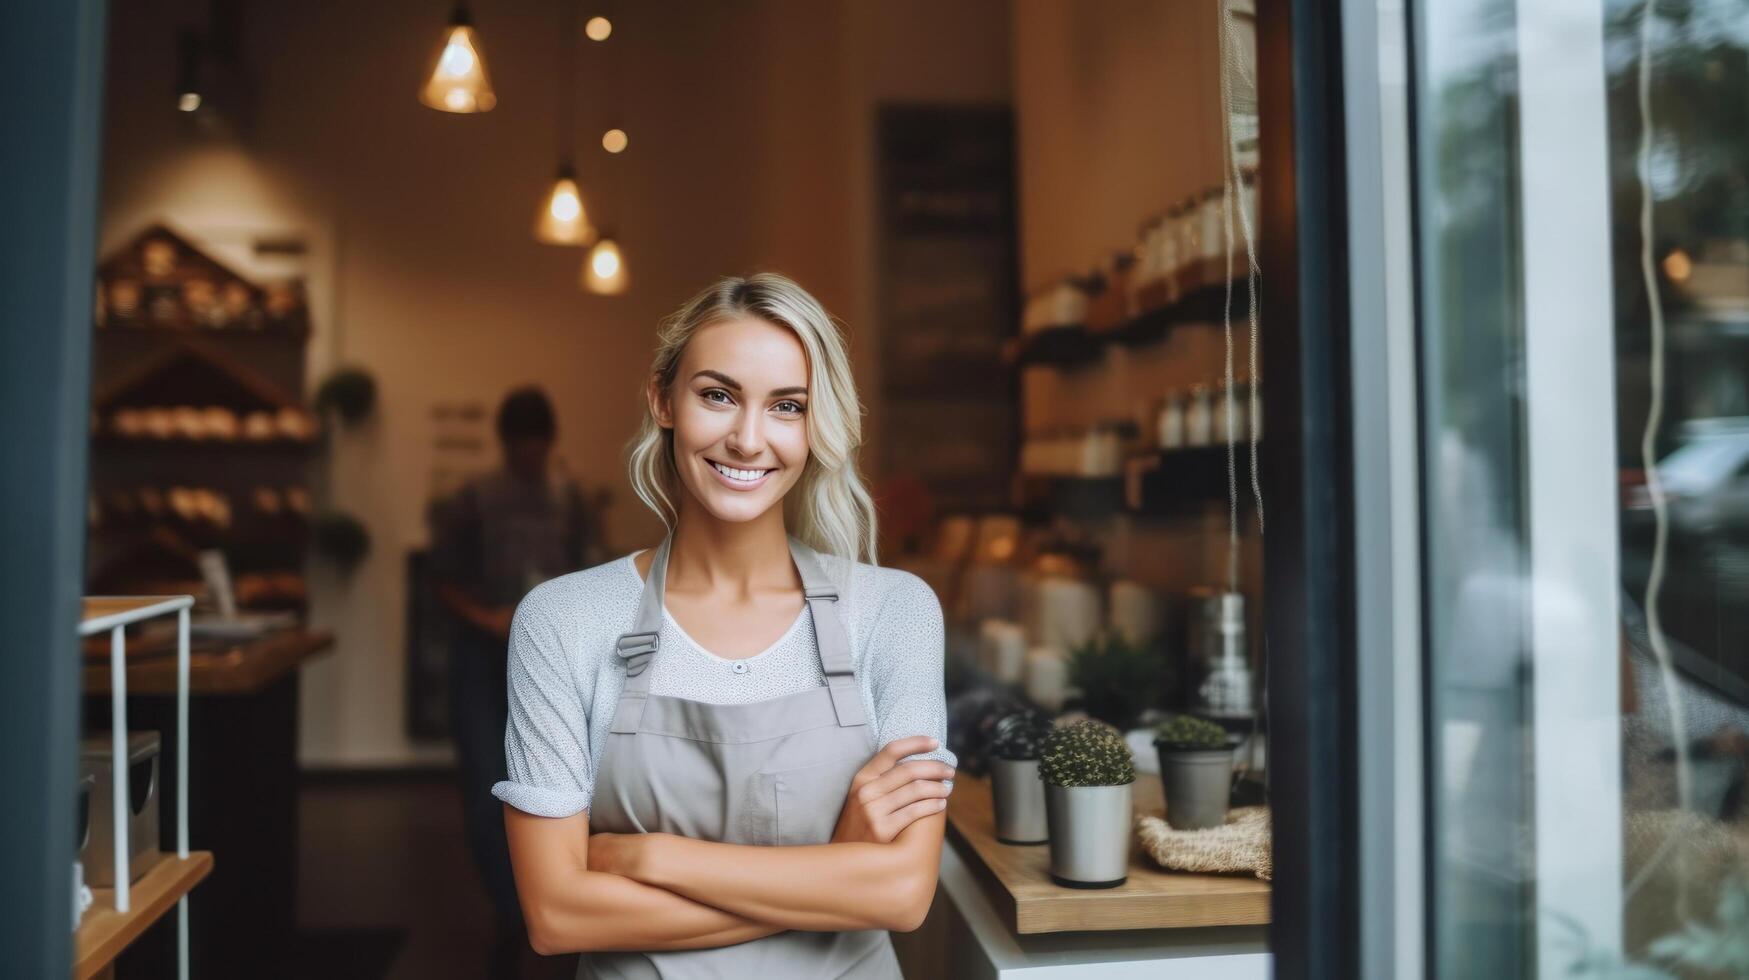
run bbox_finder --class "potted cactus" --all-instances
[988,710,1054,844]
[1152,714,1234,830]
[1038,719,1135,888]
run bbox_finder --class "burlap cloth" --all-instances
[1135,805,1273,880]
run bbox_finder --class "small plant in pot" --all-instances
[1038,719,1136,888]
[1152,715,1235,830]
[988,710,1054,845]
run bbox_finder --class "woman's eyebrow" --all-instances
[692,369,808,398]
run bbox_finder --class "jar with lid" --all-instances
[1174,198,1200,286]
[1184,384,1213,447]
[1232,381,1252,442]
[1129,228,1155,316]
[1157,391,1185,450]
[1159,205,1182,294]
[1211,382,1230,444]
[1199,188,1226,264]
[1096,424,1123,477]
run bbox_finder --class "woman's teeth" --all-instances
[711,461,770,483]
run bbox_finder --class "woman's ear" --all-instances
[646,374,672,429]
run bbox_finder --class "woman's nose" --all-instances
[726,408,765,455]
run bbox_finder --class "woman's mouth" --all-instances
[706,459,774,490]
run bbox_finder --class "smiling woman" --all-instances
[493,273,957,979]
[625,274,877,566]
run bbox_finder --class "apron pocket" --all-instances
[756,753,866,846]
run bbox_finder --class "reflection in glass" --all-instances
[1413,0,1749,975]
[1607,0,1749,972]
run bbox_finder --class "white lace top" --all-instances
[491,547,958,818]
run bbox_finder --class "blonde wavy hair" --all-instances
[625,272,880,566]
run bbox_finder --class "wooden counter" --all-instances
[945,771,1271,934]
[82,626,334,696]
[72,851,213,980]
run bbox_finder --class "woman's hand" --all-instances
[831,735,956,845]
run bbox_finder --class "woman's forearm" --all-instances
[633,834,929,933]
[530,866,788,955]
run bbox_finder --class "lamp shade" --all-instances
[582,237,628,294]
[420,13,496,113]
[535,167,593,245]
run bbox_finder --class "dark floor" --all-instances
[297,772,577,980]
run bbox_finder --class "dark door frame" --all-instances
[1258,0,1360,977]
[0,0,110,975]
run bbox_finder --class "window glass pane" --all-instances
[1608,0,1749,970]
[1411,0,1534,970]
[1413,0,1749,975]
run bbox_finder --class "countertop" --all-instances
[944,770,1272,934]
[82,625,334,696]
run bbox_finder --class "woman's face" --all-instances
[652,315,811,523]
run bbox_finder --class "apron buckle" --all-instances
[615,630,660,676]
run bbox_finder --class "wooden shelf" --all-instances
[945,772,1270,934]
[1106,278,1247,347]
[1004,323,1103,368]
[1008,277,1248,369]
[72,851,214,980]
[1125,443,1261,516]
[96,323,310,341]
[1014,473,1125,521]
[83,627,334,696]
[1013,443,1265,523]
[80,597,192,629]
[91,435,318,453]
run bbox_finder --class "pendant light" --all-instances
[420,4,497,113]
[583,0,628,294]
[534,0,593,244]
[583,235,628,294]
[535,168,590,244]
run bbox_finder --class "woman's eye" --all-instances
[701,389,732,405]
[774,400,806,416]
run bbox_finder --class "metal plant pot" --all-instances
[990,757,1048,844]
[1043,781,1133,888]
[1155,743,1234,830]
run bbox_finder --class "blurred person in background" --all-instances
[431,385,594,977]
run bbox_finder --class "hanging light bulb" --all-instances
[583,236,628,294]
[601,128,628,153]
[420,5,497,113]
[535,165,593,245]
[585,16,613,41]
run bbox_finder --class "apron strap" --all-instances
[610,530,868,733]
[788,537,868,728]
[609,529,672,732]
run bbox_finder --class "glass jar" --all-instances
[1157,391,1185,450]
[1174,198,1200,281]
[1199,188,1227,263]
[1185,384,1213,447]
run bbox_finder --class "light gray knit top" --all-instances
[492,546,958,818]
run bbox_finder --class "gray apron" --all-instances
[582,530,904,980]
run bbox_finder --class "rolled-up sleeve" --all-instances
[491,592,594,817]
[864,571,958,792]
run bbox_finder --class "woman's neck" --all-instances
[663,504,796,600]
